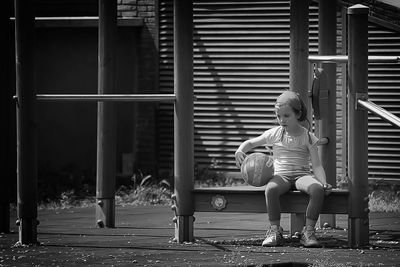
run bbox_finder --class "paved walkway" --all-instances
[0,206,399,266]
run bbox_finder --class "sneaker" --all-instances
[300,225,320,247]
[262,225,284,247]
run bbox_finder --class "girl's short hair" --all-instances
[275,90,308,122]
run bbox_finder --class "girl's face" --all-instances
[275,104,301,132]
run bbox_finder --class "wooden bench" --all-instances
[193,174,349,235]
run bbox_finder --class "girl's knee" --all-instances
[265,184,280,198]
[309,183,324,198]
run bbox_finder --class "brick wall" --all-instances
[117,0,159,176]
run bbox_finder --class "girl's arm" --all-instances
[235,134,266,168]
[309,145,332,195]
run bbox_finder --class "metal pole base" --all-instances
[0,204,10,233]
[95,198,115,228]
[173,215,194,243]
[348,217,369,248]
[17,218,38,245]
[320,214,336,229]
[290,213,305,236]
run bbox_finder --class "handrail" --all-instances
[34,94,176,102]
[357,99,400,128]
[309,55,400,64]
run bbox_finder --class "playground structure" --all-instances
[5,0,400,248]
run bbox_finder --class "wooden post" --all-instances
[318,0,337,229]
[289,0,309,100]
[173,0,194,243]
[0,0,12,234]
[14,0,38,245]
[340,7,348,199]
[289,0,309,235]
[347,4,369,248]
[96,0,117,228]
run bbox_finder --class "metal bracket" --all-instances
[211,195,227,211]
[355,93,368,110]
[13,95,20,108]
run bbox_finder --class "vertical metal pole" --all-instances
[289,0,308,235]
[347,4,369,248]
[15,0,38,244]
[96,0,117,228]
[0,0,12,234]
[318,0,337,229]
[173,0,194,243]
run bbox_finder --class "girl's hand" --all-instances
[323,183,332,196]
[235,150,247,168]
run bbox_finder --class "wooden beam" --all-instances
[95,0,117,228]
[193,187,349,214]
[15,0,38,245]
[174,0,194,243]
[289,0,309,103]
[0,0,12,234]
[347,4,370,248]
[318,0,337,230]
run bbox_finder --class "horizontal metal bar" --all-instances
[309,55,349,63]
[10,17,144,28]
[309,55,400,63]
[36,94,176,102]
[358,99,400,128]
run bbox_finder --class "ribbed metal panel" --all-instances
[158,0,400,183]
[367,23,400,183]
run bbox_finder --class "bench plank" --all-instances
[193,186,349,214]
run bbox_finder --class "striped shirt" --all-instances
[261,126,319,176]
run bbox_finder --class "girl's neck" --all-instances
[284,124,303,136]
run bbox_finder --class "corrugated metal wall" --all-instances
[158,0,400,183]
[367,23,400,183]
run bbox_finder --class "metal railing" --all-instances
[357,99,400,128]
[309,55,400,64]
[35,94,176,102]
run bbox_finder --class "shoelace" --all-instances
[266,228,281,237]
[303,229,316,239]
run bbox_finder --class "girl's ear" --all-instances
[297,111,302,120]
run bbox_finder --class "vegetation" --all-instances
[30,160,399,212]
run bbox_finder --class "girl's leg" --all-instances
[295,175,324,226]
[262,175,291,247]
[295,175,324,247]
[265,175,291,226]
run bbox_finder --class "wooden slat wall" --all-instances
[158,0,400,183]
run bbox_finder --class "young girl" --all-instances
[235,90,332,247]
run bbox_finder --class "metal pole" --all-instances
[348,4,370,248]
[309,55,400,64]
[36,94,176,102]
[0,0,12,234]
[288,0,309,235]
[14,0,38,245]
[173,0,194,243]
[357,99,400,129]
[96,0,117,228]
[318,0,337,229]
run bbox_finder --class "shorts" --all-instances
[275,172,314,186]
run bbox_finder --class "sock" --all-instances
[305,218,317,229]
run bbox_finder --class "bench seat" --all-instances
[193,186,349,214]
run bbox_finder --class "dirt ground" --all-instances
[0,206,399,266]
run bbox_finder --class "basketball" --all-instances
[241,152,274,187]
